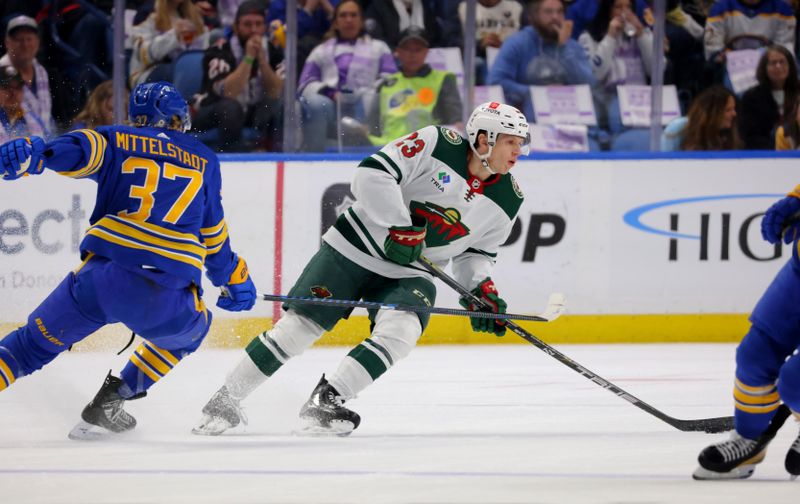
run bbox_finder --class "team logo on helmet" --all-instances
[310,286,333,298]
[440,127,463,145]
[410,201,470,247]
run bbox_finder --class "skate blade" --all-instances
[191,414,236,436]
[68,420,121,441]
[294,418,355,437]
[692,464,756,480]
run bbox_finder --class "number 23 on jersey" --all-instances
[395,132,425,158]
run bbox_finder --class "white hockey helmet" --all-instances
[466,102,530,173]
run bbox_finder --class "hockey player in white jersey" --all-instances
[193,102,530,436]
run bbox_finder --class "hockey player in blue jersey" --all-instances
[693,185,800,480]
[0,81,257,439]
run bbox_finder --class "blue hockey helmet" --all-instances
[129,81,191,132]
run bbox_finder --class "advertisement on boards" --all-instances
[0,156,796,326]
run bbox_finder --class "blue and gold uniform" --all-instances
[693,185,800,480]
[732,185,800,439]
[0,83,255,418]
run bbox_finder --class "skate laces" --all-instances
[791,432,800,453]
[211,387,248,426]
[716,434,758,462]
[322,388,344,408]
[103,396,134,427]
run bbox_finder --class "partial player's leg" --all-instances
[0,263,105,392]
[193,310,326,435]
[777,352,800,478]
[298,276,436,436]
[69,261,212,439]
[694,261,800,479]
[193,243,365,435]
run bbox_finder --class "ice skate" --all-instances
[694,404,793,480]
[297,375,360,437]
[786,428,800,480]
[68,372,137,440]
[192,385,247,436]
[693,432,768,480]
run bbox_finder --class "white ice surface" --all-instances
[1,344,798,503]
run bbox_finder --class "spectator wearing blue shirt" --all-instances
[489,0,595,120]
[268,0,336,68]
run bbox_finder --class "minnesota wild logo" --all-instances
[410,201,470,247]
[440,127,463,145]
[310,286,333,298]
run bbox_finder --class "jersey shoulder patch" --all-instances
[484,173,524,220]
[431,127,468,179]
[439,126,463,145]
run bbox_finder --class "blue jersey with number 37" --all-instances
[43,125,237,287]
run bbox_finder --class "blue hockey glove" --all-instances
[0,136,46,180]
[761,186,800,245]
[458,278,508,337]
[384,215,427,265]
[217,256,256,312]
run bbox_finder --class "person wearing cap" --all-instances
[193,0,285,152]
[1,15,54,139]
[0,65,32,143]
[298,0,397,151]
[129,0,211,86]
[355,26,462,146]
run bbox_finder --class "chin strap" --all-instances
[469,143,497,176]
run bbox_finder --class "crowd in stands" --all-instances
[3,0,800,152]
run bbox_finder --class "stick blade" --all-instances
[539,292,566,322]
[671,415,735,433]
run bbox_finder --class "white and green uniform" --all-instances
[226,125,524,405]
[326,124,524,289]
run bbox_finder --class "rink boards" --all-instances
[0,153,796,346]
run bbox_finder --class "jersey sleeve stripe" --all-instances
[333,212,373,256]
[346,208,388,260]
[60,129,107,178]
[201,220,226,236]
[464,247,498,259]
[202,222,229,248]
[374,151,403,183]
[358,157,393,176]
[205,241,226,255]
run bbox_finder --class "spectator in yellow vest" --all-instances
[344,26,463,146]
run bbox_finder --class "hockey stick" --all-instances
[416,256,734,434]
[259,292,565,322]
